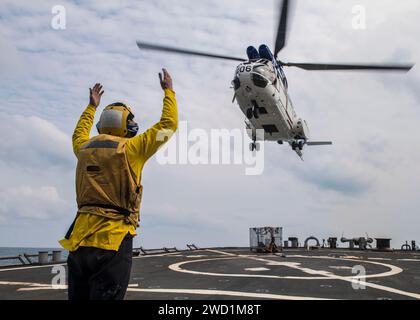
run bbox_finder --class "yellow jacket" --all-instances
[60,89,178,251]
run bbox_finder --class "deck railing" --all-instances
[0,244,201,267]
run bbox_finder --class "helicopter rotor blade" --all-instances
[280,61,414,72]
[136,42,246,62]
[274,0,290,58]
[306,141,333,146]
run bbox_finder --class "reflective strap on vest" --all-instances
[65,204,132,240]
[64,214,79,240]
[80,140,119,150]
[78,204,131,217]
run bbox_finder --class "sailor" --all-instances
[59,68,178,300]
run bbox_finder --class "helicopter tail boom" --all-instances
[289,140,332,160]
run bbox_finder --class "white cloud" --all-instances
[0,185,68,221]
[0,33,23,76]
[0,113,73,169]
[0,113,75,243]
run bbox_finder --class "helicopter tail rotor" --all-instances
[289,140,332,159]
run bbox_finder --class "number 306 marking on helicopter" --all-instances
[237,65,252,73]
[137,0,413,160]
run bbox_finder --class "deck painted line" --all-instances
[205,249,237,256]
[18,285,67,292]
[185,255,208,258]
[0,280,51,287]
[18,287,55,292]
[338,277,420,300]
[0,263,66,273]
[338,256,362,259]
[13,282,136,291]
[398,259,420,262]
[329,266,353,270]
[13,285,331,300]
[127,288,333,300]
[368,258,392,261]
[244,267,270,272]
[2,281,68,292]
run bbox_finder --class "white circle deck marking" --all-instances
[171,249,420,300]
[169,255,402,280]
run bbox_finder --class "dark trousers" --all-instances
[67,233,133,300]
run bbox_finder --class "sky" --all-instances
[0,0,419,250]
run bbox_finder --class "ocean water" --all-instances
[0,247,69,266]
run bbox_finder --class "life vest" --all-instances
[75,134,142,228]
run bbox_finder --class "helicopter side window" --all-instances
[278,67,288,89]
[282,76,288,89]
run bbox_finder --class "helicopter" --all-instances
[136,0,414,159]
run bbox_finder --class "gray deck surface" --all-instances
[1,248,420,300]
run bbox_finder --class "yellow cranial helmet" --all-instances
[96,103,139,138]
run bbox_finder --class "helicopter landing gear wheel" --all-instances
[253,106,260,119]
[250,130,260,152]
[292,140,305,151]
[246,108,253,120]
[249,141,260,152]
[250,142,256,152]
[299,140,305,150]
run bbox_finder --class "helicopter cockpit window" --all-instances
[252,65,276,88]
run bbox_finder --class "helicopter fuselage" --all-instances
[137,0,411,158]
[232,59,310,153]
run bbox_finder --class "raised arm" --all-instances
[72,83,104,155]
[126,69,178,162]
